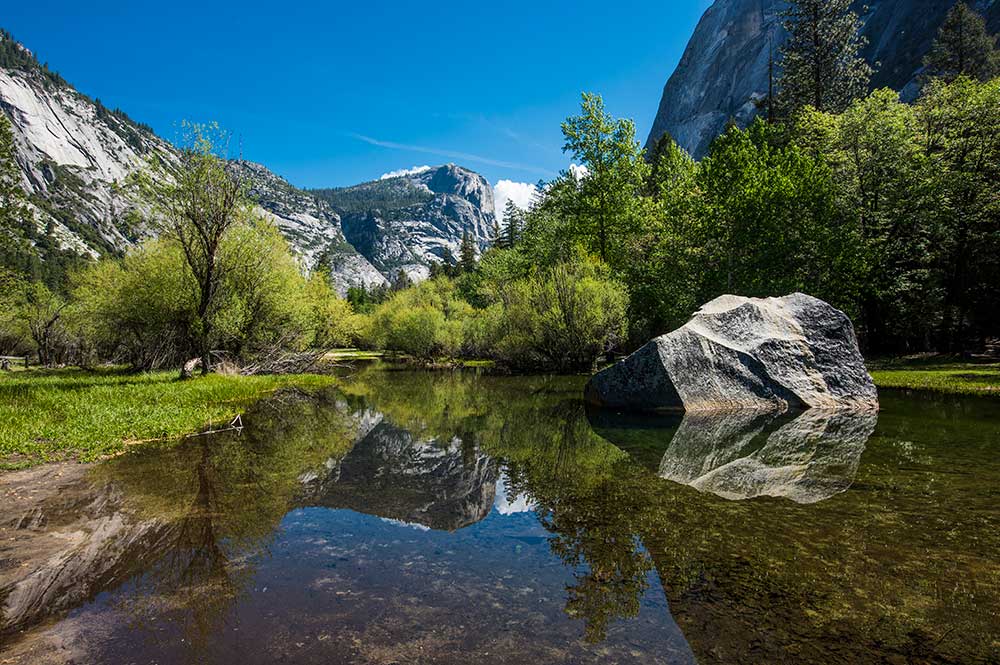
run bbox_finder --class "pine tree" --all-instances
[924,2,999,82]
[776,0,872,115]
[0,113,29,222]
[499,199,523,250]
[390,270,413,292]
[459,228,477,272]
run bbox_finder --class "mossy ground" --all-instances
[869,356,1000,397]
[0,367,334,469]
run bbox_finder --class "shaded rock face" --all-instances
[658,409,876,503]
[647,0,1000,158]
[586,293,878,413]
[304,421,499,532]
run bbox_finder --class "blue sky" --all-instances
[3,1,711,190]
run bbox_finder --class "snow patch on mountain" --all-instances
[380,165,432,180]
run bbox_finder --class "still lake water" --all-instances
[0,366,997,664]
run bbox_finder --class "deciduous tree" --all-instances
[132,123,252,375]
[561,93,649,265]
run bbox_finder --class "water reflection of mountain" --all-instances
[0,390,501,643]
[591,408,877,504]
[4,372,997,665]
[300,420,498,531]
[0,463,177,636]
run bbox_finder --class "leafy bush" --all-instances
[357,254,627,371]
[70,219,357,370]
[360,277,478,360]
[489,258,628,372]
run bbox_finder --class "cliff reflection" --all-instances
[2,369,998,665]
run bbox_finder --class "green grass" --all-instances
[870,358,1000,397]
[324,348,385,361]
[324,349,496,370]
[0,367,335,468]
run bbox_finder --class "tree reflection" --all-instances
[11,368,993,664]
[478,396,653,643]
[99,389,359,652]
[337,369,654,642]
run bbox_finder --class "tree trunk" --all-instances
[181,357,203,380]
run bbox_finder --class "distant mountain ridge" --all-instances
[647,0,1000,158]
[312,164,497,282]
[0,31,496,291]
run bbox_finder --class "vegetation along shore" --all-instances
[1,0,998,466]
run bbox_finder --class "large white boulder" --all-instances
[585,293,878,413]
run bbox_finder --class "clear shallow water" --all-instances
[0,367,997,664]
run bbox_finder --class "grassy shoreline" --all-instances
[2,356,995,471]
[869,358,1000,398]
[0,367,335,469]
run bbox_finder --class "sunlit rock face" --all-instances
[322,164,498,283]
[232,161,387,294]
[0,63,175,257]
[1,37,496,293]
[658,409,876,503]
[647,0,1000,158]
[0,55,377,294]
[586,293,878,413]
[306,421,499,532]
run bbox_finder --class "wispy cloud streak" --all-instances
[349,133,557,177]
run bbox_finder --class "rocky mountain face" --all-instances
[0,42,173,258]
[312,164,498,282]
[647,0,1000,158]
[1,33,495,291]
[232,161,386,292]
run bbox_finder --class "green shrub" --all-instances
[70,219,357,370]
[359,277,479,361]
[490,257,628,372]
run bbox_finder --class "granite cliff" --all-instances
[647,0,1000,158]
[0,32,495,292]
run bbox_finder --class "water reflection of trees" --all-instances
[340,369,653,643]
[499,403,653,643]
[28,369,994,664]
[97,390,359,651]
[341,369,999,663]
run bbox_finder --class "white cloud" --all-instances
[379,165,432,180]
[568,163,590,181]
[494,179,538,223]
[493,475,536,516]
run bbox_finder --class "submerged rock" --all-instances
[585,293,878,413]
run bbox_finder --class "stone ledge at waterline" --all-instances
[585,293,879,413]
